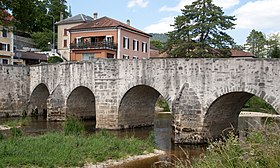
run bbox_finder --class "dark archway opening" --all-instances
[204,92,278,140]
[29,83,50,117]
[66,86,96,124]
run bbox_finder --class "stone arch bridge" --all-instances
[0,58,280,143]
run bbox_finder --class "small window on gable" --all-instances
[2,29,8,37]
[64,40,67,47]
[64,29,67,36]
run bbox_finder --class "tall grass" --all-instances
[63,117,85,136]
[0,118,155,167]
[168,122,280,168]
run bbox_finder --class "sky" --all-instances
[66,0,280,45]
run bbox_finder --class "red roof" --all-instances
[70,16,151,37]
[230,49,254,58]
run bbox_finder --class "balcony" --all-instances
[70,41,117,51]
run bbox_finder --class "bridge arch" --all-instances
[118,84,170,128]
[203,88,279,139]
[29,83,49,115]
[66,86,96,121]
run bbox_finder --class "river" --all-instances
[0,113,276,167]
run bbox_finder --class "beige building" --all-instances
[56,14,93,61]
[0,25,13,64]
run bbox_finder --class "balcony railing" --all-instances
[70,41,117,50]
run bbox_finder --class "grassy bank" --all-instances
[167,122,280,168]
[0,119,155,167]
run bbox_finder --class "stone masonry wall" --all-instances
[0,65,29,117]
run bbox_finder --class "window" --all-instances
[64,40,67,47]
[0,43,10,51]
[123,37,129,49]
[82,53,94,61]
[107,53,114,58]
[123,55,129,59]
[142,42,147,53]
[64,29,67,36]
[2,29,8,37]
[0,59,8,64]
[106,36,113,42]
[133,39,139,51]
[133,56,138,59]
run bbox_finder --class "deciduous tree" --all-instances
[245,29,266,58]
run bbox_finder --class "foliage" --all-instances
[191,123,280,168]
[3,118,30,127]
[31,29,53,51]
[64,117,85,136]
[245,29,266,58]
[151,40,165,51]
[2,0,69,34]
[0,131,155,167]
[243,96,277,114]
[165,0,236,58]
[48,56,64,63]
[156,96,170,112]
[10,127,23,137]
[269,46,280,58]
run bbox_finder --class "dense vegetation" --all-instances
[243,96,277,114]
[0,118,155,167]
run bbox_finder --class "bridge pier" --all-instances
[47,86,66,121]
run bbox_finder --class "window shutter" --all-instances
[123,37,125,48]
[142,42,144,52]
[145,43,147,53]
[128,38,129,49]
[133,40,135,50]
[137,41,139,51]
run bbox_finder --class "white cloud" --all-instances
[144,16,175,33]
[233,0,280,30]
[127,0,149,8]
[159,0,239,12]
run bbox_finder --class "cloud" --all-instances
[144,16,175,33]
[233,0,280,30]
[127,0,149,8]
[159,0,239,12]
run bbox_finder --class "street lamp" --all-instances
[47,15,55,52]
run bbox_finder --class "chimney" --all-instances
[126,19,130,26]
[93,13,98,20]
[60,12,64,21]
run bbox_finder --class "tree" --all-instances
[245,29,266,58]
[269,46,280,58]
[31,29,53,51]
[267,33,280,58]
[165,0,236,58]
[150,40,165,51]
[48,0,69,23]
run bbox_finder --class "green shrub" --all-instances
[64,117,85,136]
[156,96,170,112]
[48,56,63,64]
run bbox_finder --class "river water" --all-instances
[0,113,274,168]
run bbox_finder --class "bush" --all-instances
[48,56,63,64]
[63,117,85,136]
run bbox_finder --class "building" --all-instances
[230,49,255,58]
[13,51,48,65]
[56,14,94,60]
[0,11,14,65]
[68,14,151,60]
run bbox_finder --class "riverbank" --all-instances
[0,130,155,167]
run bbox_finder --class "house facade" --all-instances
[0,25,13,65]
[69,16,151,60]
[56,14,93,61]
